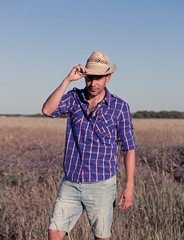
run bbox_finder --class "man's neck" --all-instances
[85,88,106,115]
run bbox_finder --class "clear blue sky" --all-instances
[0,0,183,114]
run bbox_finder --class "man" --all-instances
[42,51,135,240]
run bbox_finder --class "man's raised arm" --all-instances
[42,65,87,116]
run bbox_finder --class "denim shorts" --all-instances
[49,175,116,238]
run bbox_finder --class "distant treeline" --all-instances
[132,111,184,119]
[1,111,184,119]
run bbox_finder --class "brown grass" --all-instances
[1,116,184,145]
[132,118,184,145]
[0,116,184,240]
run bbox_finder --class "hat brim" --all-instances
[85,64,116,76]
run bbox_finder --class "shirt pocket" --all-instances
[95,116,117,144]
[70,110,83,128]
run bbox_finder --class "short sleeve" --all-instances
[117,102,135,151]
[50,90,75,118]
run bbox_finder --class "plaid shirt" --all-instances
[51,88,135,183]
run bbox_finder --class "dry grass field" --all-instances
[133,118,184,145]
[1,116,184,145]
[0,116,184,240]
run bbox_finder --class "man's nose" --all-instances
[90,79,96,86]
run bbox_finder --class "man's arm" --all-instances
[42,65,87,116]
[118,149,135,211]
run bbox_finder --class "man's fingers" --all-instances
[122,202,131,211]
[121,199,132,211]
[67,65,87,81]
[118,194,124,206]
[76,65,87,74]
[118,191,133,211]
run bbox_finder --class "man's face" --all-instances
[85,74,111,98]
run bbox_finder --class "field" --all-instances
[0,117,184,240]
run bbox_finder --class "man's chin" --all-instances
[88,90,99,97]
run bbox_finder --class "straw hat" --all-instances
[85,51,116,75]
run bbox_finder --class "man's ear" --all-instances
[106,74,111,83]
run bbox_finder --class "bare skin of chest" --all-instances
[86,88,106,115]
[87,100,98,115]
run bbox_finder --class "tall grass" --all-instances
[0,117,184,239]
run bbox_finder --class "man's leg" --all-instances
[48,229,109,240]
[48,229,66,240]
[48,178,83,239]
[94,237,109,240]
[83,176,116,240]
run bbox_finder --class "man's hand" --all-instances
[118,186,134,211]
[65,65,87,82]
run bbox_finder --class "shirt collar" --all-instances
[104,88,110,105]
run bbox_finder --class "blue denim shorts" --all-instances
[49,175,116,238]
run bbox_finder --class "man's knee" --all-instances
[48,229,66,240]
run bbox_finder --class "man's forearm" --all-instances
[118,149,135,211]
[42,78,70,116]
[124,149,136,188]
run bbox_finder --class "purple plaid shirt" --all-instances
[50,88,135,183]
